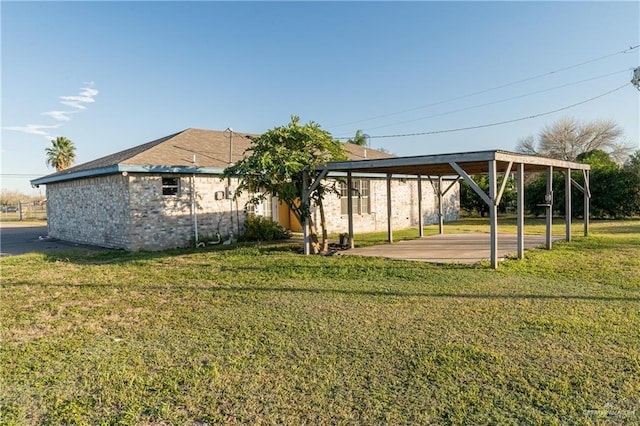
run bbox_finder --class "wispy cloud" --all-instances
[2,124,62,138]
[41,110,74,121]
[58,85,99,110]
[2,82,98,139]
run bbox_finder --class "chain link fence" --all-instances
[0,202,47,221]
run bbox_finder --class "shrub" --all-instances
[239,215,291,242]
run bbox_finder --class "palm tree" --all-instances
[45,136,76,171]
[348,129,369,146]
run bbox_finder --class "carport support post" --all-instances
[545,166,553,250]
[347,172,355,248]
[565,168,572,242]
[583,169,590,236]
[488,160,498,269]
[516,163,524,259]
[417,174,424,237]
[438,176,444,235]
[387,173,393,243]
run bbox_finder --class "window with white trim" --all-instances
[340,179,370,215]
[246,193,274,219]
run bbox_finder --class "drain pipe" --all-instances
[192,155,199,243]
[225,127,234,236]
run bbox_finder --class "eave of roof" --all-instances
[31,164,229,186]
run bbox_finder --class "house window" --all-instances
[263,196,273,219]
[340,179,370,215]
[162,177,180,196]
[246,193,273,219]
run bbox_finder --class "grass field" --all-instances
[1,219,639,424]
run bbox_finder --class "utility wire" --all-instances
[343,82,630,140]
[328,44,639,130]
[352,68,631,133]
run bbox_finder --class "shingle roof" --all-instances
[32,128,394,185]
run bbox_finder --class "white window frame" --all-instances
[162,177,180,196]
[340,179,370,215]
[246,192,274,219]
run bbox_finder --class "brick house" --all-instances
[31,128,459,251]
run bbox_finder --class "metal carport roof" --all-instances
[302,150,590,269]
[319,149,590,176]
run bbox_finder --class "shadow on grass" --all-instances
[3,280,639,302]
[38,242,301,265]
[24,218,639,267]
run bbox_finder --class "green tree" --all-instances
[45,136,76,171]
[620,150,640,216]
[460,176,489,217]
[524,149,640,219]
[625,150,640,174]
[579,150,640,218]
[223,116,346,253]
[460,175,516,217]
[347,130,369,146]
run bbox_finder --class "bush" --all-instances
[239,215,291,242]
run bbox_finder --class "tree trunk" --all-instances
[318,201,329,252]
[290,205,320,254]
[307,219,321,254]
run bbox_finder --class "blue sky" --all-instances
[2,1,639,195]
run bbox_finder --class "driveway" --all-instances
[341,233,565,265]
[0,223,105,257]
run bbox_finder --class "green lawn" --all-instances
[1,220,639,424]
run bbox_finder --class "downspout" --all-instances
[225,127,235,237]
[192,155,199,244]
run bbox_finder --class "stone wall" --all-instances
[128,174,250,251]
[46,175,131,249]
[46,172,459,252]
[316,177,459,234]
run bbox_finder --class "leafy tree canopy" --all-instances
[576,149,619,172]
[223,116,346,251]
[525,149,640,218]
[460,175,516,217]
[624,150,640,174]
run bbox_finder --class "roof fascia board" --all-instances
[31,165,229,185]
[31,165,121,185]
[494,152,590,170]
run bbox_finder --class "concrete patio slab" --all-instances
[339,233,565,264]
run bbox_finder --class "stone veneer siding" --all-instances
[46,174,131,249]
[46,173,458,251]
[128,174,250,251]
[317,177,459,234]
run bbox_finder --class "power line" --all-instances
[347,82,630,140]
[352,68,631,134]
[328,44,640,130]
